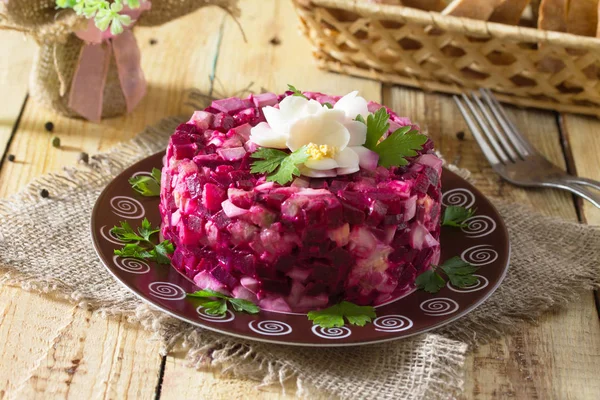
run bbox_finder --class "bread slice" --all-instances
[566,0,598,37]
[538,0,568,32]
[489,0,531,25]
[442,0,503,20]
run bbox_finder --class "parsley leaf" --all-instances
[287,84,309,100]
[200,299,229,315]
[114,243,154,259]
[323,102,333,109]
[251,146,310,185]
[187,289,229,299]
[267,146,310,185]
[250,148,288,174]
[376,127,428,168]
[111,219,173,265]
[111,220,145,242]
[442,206,476,228]
[415,257,479,293]
[154,240,175,264]
[357,107,428,168]
[138,218,160,241]
[187,289,260,316]
[229,298,261,314]
[307,301,376,328]
[361,107,390,150]
[440,257,479,288]
[129,168,161,197]
[415,269,447,294]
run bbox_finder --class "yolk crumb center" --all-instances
[306,142,337,160]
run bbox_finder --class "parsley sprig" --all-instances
[307,301,376,328]
[357,107,428,168]
[111,218,174,264]
[129,168,161,197]
[250,146,309,185]
[415,257,479,293]
[187,289,260,315]
[442,206,476,228]
[287,84,309,100]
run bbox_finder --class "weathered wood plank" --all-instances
[0,286,162,399]
[384,86,600,400]
[0,32,34,161]
[0,8,227,399]
[560,114,600,226]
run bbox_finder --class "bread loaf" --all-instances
[489,0,530,25]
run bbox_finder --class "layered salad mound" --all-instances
[160,90,442,313]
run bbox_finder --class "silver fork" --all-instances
[453,89,600,209]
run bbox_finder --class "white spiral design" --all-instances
[110,196,145,219]
[420,298,460,316]
[442,188,476,209]
[196,306,235,322]
[311,325,352,339]
[112,255,150,274]
[131,171,153,178]
[100,225,132,245]
[461,216,497,238]
[461,244,499,266]
[373,315,414,332]
[447,275,490,293]
[248,320,292,336]
[148,282,186,300]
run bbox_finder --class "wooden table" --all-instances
[1,1,599,398]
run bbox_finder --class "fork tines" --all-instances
[453,89,534,166]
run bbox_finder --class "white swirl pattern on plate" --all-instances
[447,275,489,293]
[131,171,153,178]
[461,244,499,266]
[461,216,497,238]
[100,225,131,245]
[248,320,292,336]
[373,315,413,332]
[148,282,186,300]
[311,325,352,339]
[196,306,235,322]
[112,255,150,274]
[110,196,145,219]
[442,188,476,209]
[420,298,460,316]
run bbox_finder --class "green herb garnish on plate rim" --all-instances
[187,289,260,316]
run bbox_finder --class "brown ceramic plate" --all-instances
[91,152,510,347]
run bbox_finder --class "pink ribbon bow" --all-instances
[69,2,151,122]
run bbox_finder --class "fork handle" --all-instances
[559,176,600,191]
[553,182,600,209]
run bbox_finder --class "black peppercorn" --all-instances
[40,189,49,198]
[78,152,89,164]
[149,38,157,45]
[269,37,281,46]
[7,154,15,162]
[44,121,54,132]
[456,131,465,141]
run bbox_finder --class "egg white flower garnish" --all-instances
[249,91,371,177]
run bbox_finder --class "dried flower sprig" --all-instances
[55,0,147,36]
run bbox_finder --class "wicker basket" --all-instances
[293,0,600,117]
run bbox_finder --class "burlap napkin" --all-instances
[1,117,599,400]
